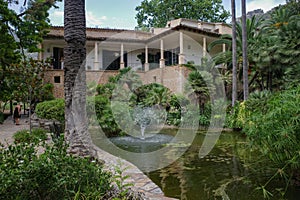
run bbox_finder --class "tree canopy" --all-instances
[0,0,59,108]
[135,0,230,28]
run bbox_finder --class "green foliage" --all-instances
[0,134,111,200]
[244,86,300,171]
[86,81,97,96]
[96,82,116,98]
[87,95,124,137]
[166,94,188,126]
[35,98,65,123]
[1,59,52,110]
[13,128,48,144]
[111,161,134,199]
[225,102,246,129]
[209,4,300,93]
[135,83,172,107]
[0,0,60,104]
[41,83,55,101]
[135,0,230,28]
[185,65,215,116]
[251,8,300,90]
[226,91,271,129]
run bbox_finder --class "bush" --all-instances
[35,99,65,123]
[96,83,115,98]
[225,102,246,130]
[13,128,48,144]
[226,90,272,129]
[244,86,300,171]
[0,135,112,200]
[87,95,124,137]
[34,97,125,137]
[41,83,55,101]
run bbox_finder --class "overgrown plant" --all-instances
[111,161,134,200]
[0,134,112,200]
[243,86,300,197]
[13,128,48,144]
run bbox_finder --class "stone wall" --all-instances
[31,114,63,136]
[44,70,64,98]
[45,66,192,98]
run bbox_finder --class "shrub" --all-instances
[96,83,115,98]
[35,99,65,123]
[0,135,112,200]
[244,86,300,172]
[41,83,55,101]
[226,90,272,129]
[225,102,246,130]
[13,128,48,144]
[87,95,124,137]
[34,97,124,137]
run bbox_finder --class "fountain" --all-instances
[92,98,197,171]
[133,106,163,139]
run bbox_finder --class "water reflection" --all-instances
[92,129,300,200]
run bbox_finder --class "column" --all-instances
[222,44,226,69]
[203,37,207,57]
[94,42,99,70]
[179,32,185,65]
[222,43,226,52]
[159,39,165,68]
[120,43,125,69]
[144,44,149,71]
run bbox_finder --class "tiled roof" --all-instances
[45,19,224,42]
[45,26,154,42]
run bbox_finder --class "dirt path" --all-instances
[0,115,30,145]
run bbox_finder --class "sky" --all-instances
[48,0,287,29]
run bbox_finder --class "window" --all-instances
[54,76,61,83]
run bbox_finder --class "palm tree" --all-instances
[143,84,172,109]
[241,0,249,100]
[252,7,300,90]
[64,0,95,157]
[231,0,237,106]
[208,16,263,98]
[186,71,215,114]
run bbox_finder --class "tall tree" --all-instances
[241,0,249,100]
[64,0,94,157]
[135,0,230,28]
[208,16,262,99]
[231,0,237,107]
[252,7,300,90]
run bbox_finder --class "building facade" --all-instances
[41,18,230,98]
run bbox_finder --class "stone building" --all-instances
[40,18,230,98]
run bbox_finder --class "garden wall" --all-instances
[44,66,191,98]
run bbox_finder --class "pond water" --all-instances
[92,129,300,200]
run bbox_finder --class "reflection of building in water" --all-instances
[40,18,231,98]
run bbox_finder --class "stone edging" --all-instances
[93,145,177,200]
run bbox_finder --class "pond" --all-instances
[92,129,300,200]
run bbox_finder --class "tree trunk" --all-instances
[241,0,249,100]
[64,0,95,157]
[231,0,238,107]
[10,100,13,115]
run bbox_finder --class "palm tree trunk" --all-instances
[241,0,249,100]
[231,0,238,107]
[64,0,95,157]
